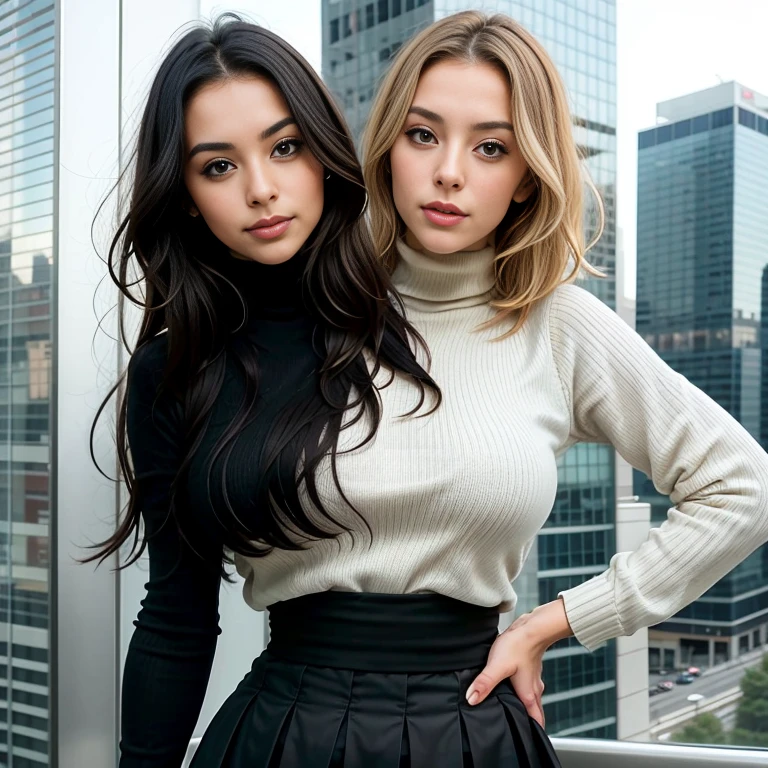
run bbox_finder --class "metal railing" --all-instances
[183,734,768,767]
[553,738,768,768]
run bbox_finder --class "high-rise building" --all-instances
[635,81,768,672]
[0,2,55,764]
[322,0,619,739]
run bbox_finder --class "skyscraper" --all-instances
[0,2,55,764]
[322,0,619,738]
[635,82,768,671]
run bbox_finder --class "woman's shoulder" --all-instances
[546,280,607,311]
[126,333,171,401]
[536,280,618,333]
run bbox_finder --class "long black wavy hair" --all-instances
[83,15,441,575]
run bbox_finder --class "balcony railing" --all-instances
[182,735,768,767]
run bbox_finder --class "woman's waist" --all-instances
[265,590,501,672]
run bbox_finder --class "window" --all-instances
[656,124,672,144]
[692,113,710,134]
[12,667,48,686]
[738,107,757,129]
[365,3,374,28]
[392,0,401,17]
[711,106,733,128]
[378,0,388,23]
[673,119,691,138]
[11,688,47,708]
[11,711,48,731]
[638,129,655,149]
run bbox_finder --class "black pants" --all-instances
[191,592,562,768]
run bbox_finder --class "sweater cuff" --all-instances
[557,572,626,651]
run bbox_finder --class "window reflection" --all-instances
[0,2,54,764]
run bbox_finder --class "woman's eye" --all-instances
[477,142,506,158]
[271,139,303,158]
[406,128,436,145]
[203,159,234,177]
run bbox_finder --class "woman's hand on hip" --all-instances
[464,597,574,728]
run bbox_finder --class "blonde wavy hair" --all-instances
[362,10,606,335]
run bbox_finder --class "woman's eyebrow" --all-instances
[471,120,514,132]
[260,115,296,139]
[188,141,234,159]
[409,106,443,123]
[187,117,297,159]
[407,107,513,133]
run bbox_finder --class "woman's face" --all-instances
[389,59,533,254]
[183,76,324,265]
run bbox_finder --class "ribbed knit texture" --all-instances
[235,238,768,652]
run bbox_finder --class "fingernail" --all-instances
[466,690,480,706]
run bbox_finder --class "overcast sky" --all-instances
[201,1,768,300]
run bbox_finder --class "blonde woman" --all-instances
[358,8,768,763]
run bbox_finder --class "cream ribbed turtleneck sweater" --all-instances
[235,239,768,652]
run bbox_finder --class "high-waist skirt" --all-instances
[190,592,562,767]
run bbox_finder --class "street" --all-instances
[650,648,765,721]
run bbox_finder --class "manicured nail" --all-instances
[466,690,480,706]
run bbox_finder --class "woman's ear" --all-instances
[512,171,536,203]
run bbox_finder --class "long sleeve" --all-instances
[120,341,222,767]
[549,283,768,652]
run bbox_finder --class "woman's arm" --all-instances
[548,284,768,652]
[119,341,222,768]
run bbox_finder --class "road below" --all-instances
[650,649,765,721]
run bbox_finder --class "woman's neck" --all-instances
[391,236,496,313]
[223,249,310,324]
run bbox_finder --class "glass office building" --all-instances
[322,0,618,738]
[635,82,768,671]
[0,1,56,764]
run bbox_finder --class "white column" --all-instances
[55,0,122,764]
[614,501,652,741]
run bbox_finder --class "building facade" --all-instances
[635,81,768,672]
[0,1,56,764]
[322,0,619,739]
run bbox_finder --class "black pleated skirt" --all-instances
[190,592,561,768]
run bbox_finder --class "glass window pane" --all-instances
[0,5,54,764]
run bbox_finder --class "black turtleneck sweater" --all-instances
[119,254,319,767]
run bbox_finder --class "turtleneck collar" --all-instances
[391,238,496,313]
[223,250,310,324]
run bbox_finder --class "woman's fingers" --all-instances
[465,621,549,729]
[466,664,507,705]
[510,666,546,728]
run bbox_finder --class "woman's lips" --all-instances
[246,218,293,240]
[422,207,467,227]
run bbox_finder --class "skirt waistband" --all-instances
[266,591,500,673]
